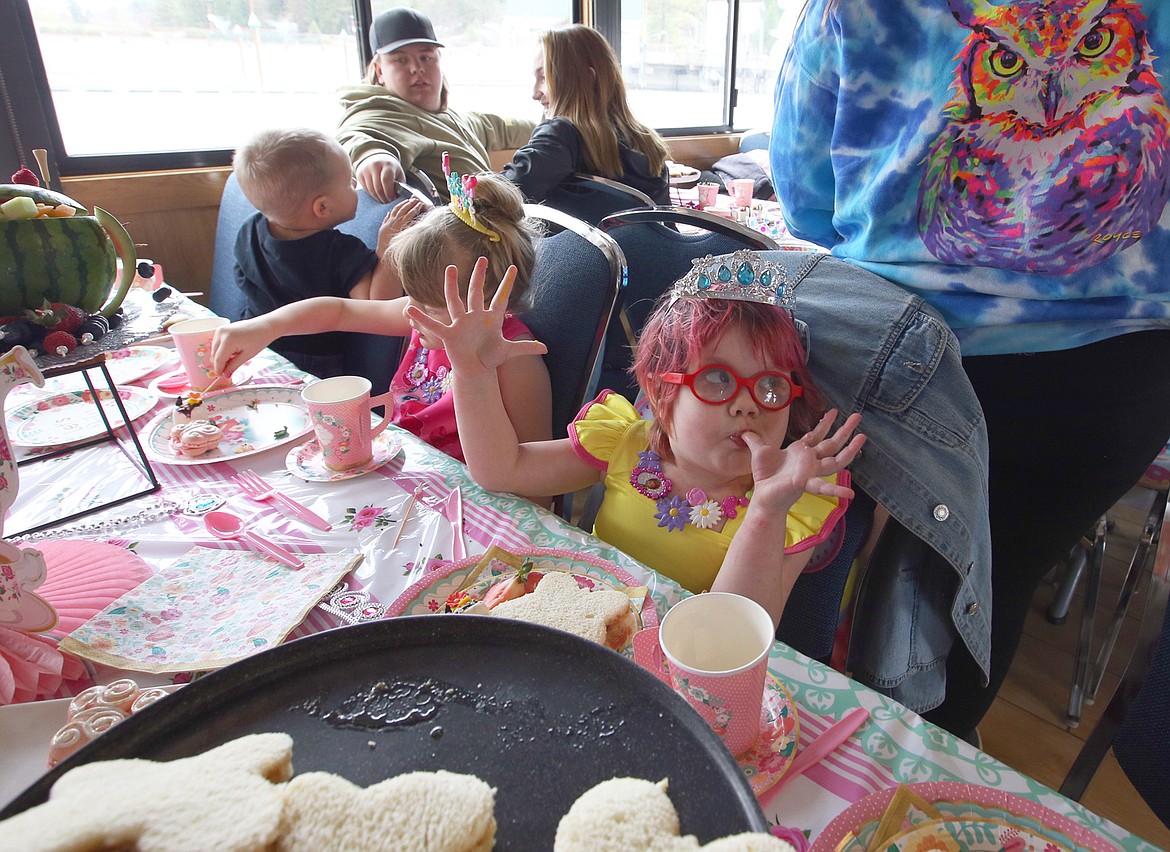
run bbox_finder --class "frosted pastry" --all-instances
[169,419,223,457]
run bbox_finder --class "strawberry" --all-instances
[10,166,38,186]
[44,329,78,356]
[483,560,543,608]
[48,303,86,334]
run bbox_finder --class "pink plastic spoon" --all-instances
[204,510,304,569]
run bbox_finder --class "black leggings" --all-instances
[922,330,1170,738]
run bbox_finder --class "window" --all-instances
[622,0,802,131]
[2,0,796,176]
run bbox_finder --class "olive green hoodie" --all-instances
[336,85,536,198]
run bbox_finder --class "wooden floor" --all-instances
[980,486,1170,848]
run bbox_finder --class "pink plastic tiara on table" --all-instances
[442,152,500,243]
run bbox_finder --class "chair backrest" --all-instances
[1061,489,1170,827]
[403,166,442,205]
[540,173,655,226]
[208,172,405,391]
[209,171,255,323]
[777,490,875,661]
[596,206,780,400]
[519,204,627,440]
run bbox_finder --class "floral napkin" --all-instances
[59,547,363,673]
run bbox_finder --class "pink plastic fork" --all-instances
[232,469,332,531]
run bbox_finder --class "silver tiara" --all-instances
[670,250,792,309]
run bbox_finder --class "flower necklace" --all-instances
[630,449,750,532]
[403,345,450,405]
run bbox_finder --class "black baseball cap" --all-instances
[370,7,444,56]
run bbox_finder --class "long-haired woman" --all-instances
[502,24,670,204]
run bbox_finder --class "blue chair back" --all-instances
[209,172,405,391]
[519,204,626,440]
[596,207,779,400]
[209,172,254,322]
[1113,598,1170,826]
[540,173,654,227]
[777,491,875,661]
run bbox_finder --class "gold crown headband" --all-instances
[670,250,792,309]
[442,152,500,242]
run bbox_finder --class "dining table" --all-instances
[0,293,1160,851]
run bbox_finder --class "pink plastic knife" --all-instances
[758,707,870,809]
[447,487,466,562]
[270,491,332,532]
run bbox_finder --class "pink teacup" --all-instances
[633,592,774,756]
[301,376,395,471]
[169,316,229,392]
[729,178,755,208]
[696,182,720,209]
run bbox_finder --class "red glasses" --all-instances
[659,365,802,411]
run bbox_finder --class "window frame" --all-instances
[1,0,757,180]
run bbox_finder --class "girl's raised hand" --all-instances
[405,257,548,375]
[742,410,865,512]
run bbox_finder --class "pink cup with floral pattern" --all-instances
[301,376,395,471]
[633,592,773,756]
[169,316,229,391]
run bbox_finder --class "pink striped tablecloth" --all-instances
[0,334,1156,851]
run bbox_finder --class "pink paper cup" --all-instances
[169,316,229,392]
[729,178,755,208]
[301,376,395,471]
[697,182,719,209]
[634,592,774,756]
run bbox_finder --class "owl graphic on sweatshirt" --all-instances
[917,0,1170,273]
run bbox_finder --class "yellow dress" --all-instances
[569,392,849,594]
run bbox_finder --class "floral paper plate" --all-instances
[385,546,659,652]
[7,386,159,448]
[740,673,799,799]
[285,430,404,482]
[18,346,175,399]
[141,385,312,466]
[885,817,1071,852]
[810,781,1115,852]
[103,345,176,382]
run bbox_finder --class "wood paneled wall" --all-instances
[62,168,231,305]
[60,135,742,309]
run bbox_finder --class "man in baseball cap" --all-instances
[369,7,444,55]
[338,7,535,202]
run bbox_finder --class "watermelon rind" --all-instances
[0,183,87,214]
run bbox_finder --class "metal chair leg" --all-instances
[1067,516,1107,728]
[1048,540,1089,625]
[1086,488,1169,702]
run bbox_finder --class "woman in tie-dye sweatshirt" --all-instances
[773,0,1170,741]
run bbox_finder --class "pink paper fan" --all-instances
[22,541,153,638]
[0,626,88,705]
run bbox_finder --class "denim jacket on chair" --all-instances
[764,250,992,713]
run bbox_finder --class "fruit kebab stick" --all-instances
[391,485,426,548]
[32,149,51,186]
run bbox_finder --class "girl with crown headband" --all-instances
[407,251,865,627]
[211,167,552,464]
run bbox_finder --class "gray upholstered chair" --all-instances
[596,206,779,401]
[539,173,655,227]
